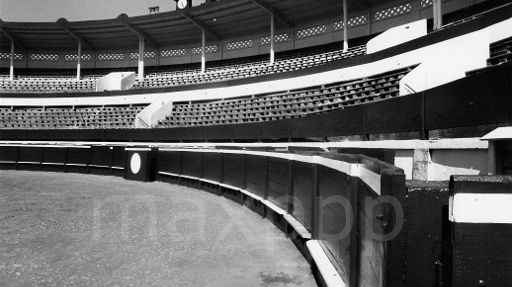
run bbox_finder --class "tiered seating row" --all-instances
[0,78,96,93]
[135,46,366,89]
[0,46,365,93]
[488,36,512,66]
[0,104,145,129]
[158,67,411,128]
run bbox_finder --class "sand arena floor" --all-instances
[0,170,316,287]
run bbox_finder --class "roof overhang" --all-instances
[118,13,160,49]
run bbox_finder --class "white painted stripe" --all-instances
[125,148,152,151]
[0,144,91,148]
[41,162,65,166]
[64,163,88,167]
[306,240,346,287]
[158,171,239,192]
[89,165,111,168]
[451,193,512,224]
[17,161,40,164]
[353,164,382,195]
[239,189,264,202]
[262,199,286,216]
[283,214,312,239]
[448,195,454,223]
[0,137,487,150]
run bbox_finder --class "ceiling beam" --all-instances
[178,11,220,41]
[117,14,160,48]
[247,0,293,27]
[0,19,25,51]
[57,18,93,49]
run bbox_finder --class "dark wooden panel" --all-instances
[0,146,18,162]
[66,147,91,165]
[317,165,356,283]
[42,147,67,164]
[267,157,291,210]
[90,146,112,167]
[18,147,42,163]
[181,151,202,178]
[157,151,181,174]
[203,152,222,183]
[291,161,314,232]
[222,153,245,188]
[245,155,267,198]
[111,146,126,169]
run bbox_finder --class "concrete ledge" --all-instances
[284,214,312,240]
[0,137,488,150]
[306,240,346,287]
[17,161,40,165]
[88,164,111,169]
[64,163,88,167]
[0,139,488,181]
[41,162,66,166]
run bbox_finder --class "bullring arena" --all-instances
[1,0,512,286]
[0,170,315,286]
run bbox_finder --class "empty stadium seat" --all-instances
[0,46,366,94]
[157,67,411,128]
[0,104,146,129]
[488,36,512,66]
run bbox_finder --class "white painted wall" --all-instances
[400,31,489,95]
[96,72,136,92]
[428,149,488,181]
[367,19,427,54]
[135,100,174,128]
[394,150,414,180]
[394,149,488,181]
[451,193,512,224]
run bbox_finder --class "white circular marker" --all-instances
[130,153,142,174]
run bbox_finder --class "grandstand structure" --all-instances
[1,0,512,287]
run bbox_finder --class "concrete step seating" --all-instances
[0,104,146,129]
[488,36,512,66]
[158,67,411,128]
[0,45,365,93]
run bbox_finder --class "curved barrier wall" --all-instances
[0,144,407,287]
